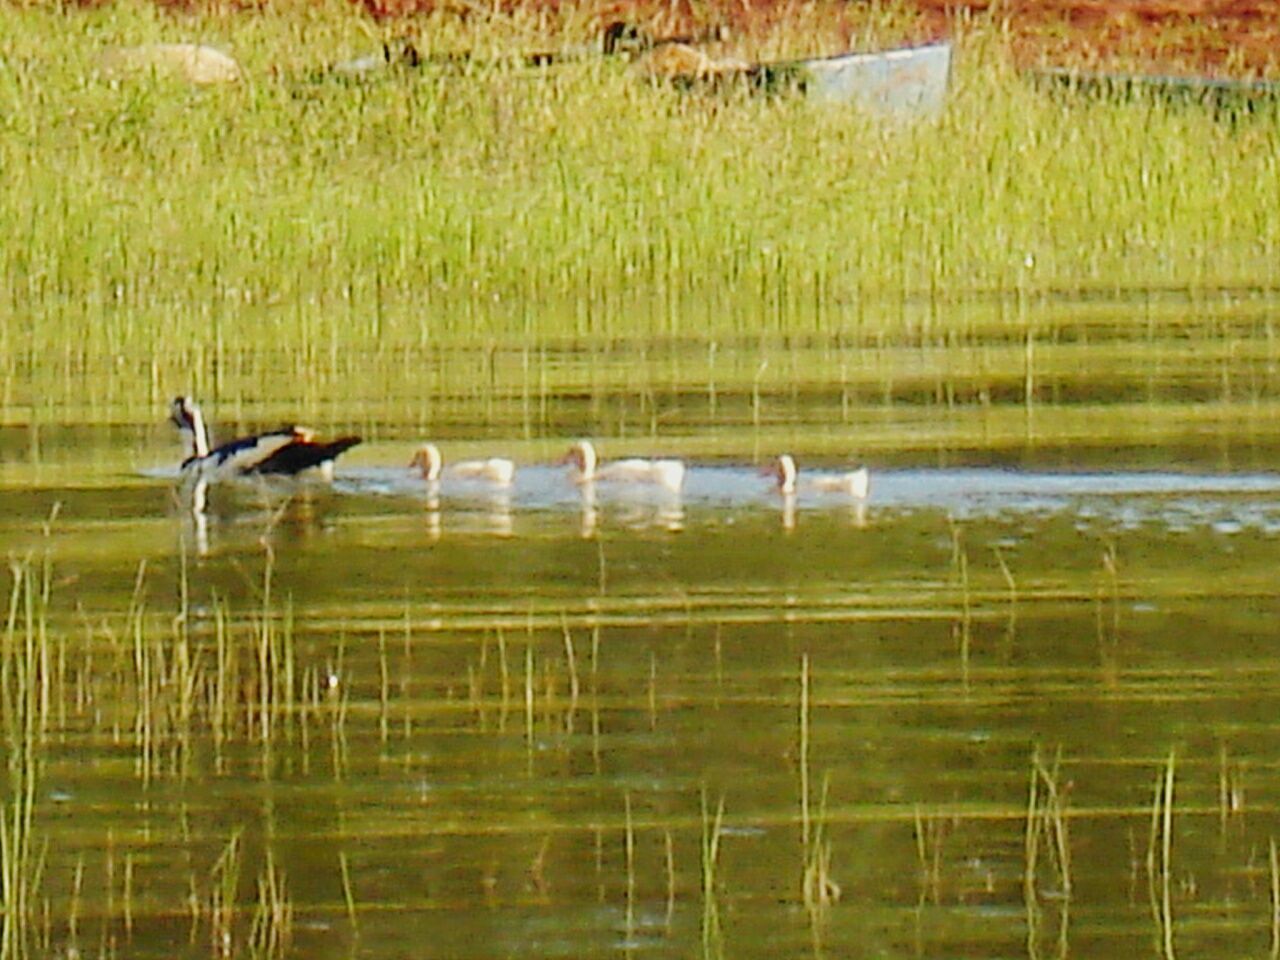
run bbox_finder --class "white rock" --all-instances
[99,43,242,85]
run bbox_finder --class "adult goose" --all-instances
[409,443,516,486]
[766,454,869,499]
[170,396,361,481]
[562,439,685,491]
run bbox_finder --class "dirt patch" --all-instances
[925,0,1280,77]
[355,0,1279,78]
[105,0,1280,79]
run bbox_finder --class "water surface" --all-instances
[5,308,1280,960]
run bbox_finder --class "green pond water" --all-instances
[5,292,1280,960]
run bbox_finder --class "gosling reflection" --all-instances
[418,485,514,540]
[578,483,599,539]
[577,484,684,536]
[848,500,868,529]
[775,492,868,532]
[423,483,442,541]
[655,494,684,532]
[483,490,514,538]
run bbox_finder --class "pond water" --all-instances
[5,299,1280,960]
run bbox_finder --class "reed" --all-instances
[949,519,972,681]
[700,788,725,960]
[1271,837,1279,960]
[1,556,51,960]
[802,773,839,911]
[623,792,636,939]
[1218,744,1245,825]
[912,804,948,905]
[1027,748,1072,898]
[560,615,580,733]
[210,829,243,959]
[1147,750,1177,960]
[339,850,358,936]
[248,847,292,959]
[664,828,675,928]
[798,654,839,911]
[1024,748,1071,959]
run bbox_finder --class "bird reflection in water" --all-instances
[418,485,513,540]
[422,483,442,542]
[178,479,341,556]
[483,491,514,538]
[776,493,868,532]
[578,483,599,539]
[577,484,684,537]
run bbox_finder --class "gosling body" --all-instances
[768,454,869,499]
[563,440,685,491]
[410,443,516,486]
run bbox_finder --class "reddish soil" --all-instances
[112,0,1280,78]
[926,0,1280,77]
[353,0,1280,78]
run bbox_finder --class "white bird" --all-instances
[765,454,869,499]
[409,443,516,486]
[170,396,361,481]
[562,440,685,491]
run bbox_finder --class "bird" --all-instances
[409,443,516,486]
[169,396,361,481]
[562,439,685,491]
[765,454,869,499]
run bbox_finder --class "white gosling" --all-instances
[767,454,869,499]
[170,396,361,482]
[410,443,516,486]
[563,440,685,491]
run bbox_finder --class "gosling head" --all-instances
[409,443,443,481]
[561,440,597,479]
[762,454,797,494]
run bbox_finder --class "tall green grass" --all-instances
[1,2,1277,364]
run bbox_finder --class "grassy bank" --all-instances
[1,2,1279,425]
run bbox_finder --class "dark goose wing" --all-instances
[248,436,362,475]
[193,429,301,475]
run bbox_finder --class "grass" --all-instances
[2,556,51,960]
[1148,749,1178,960]
[2,2,1280,427]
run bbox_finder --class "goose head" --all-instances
[170,396,210,459]
[409,443,444,481]
[561,440,597,480]
[763,454,797,494]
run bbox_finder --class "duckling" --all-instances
[766,454,869,499]
[409,443,516,486]
[563,439,685,491]
[170,396,361,481]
